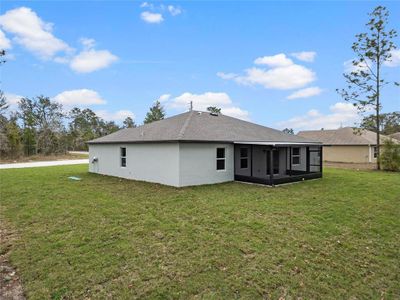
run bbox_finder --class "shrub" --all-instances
[380,139,400,171]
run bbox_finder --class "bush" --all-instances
[380,139,400,171]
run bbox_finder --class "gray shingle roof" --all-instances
[298,127,395,145]
[390,132,400,141]
[88,111,318,144]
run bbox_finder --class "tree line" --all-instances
[0,92,166,158]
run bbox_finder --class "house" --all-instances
[298,127,395,164]
[390,132,400,142]
[88,111,322,187]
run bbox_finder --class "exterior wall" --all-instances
[179,143,234,186]
[234,145,252,177]
[323,145,374,163]
[89,143,180,186]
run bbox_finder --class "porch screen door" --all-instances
[266,150,279,175]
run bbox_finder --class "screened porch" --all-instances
[234,143,323,185]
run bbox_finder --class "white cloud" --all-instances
[219,53,316,90]
[168,5,182,16]
[291,51,316,62]
[164,92,250,120]
[96,110,135,122]
[384,49,400,67]
[140,2,152,8]
[70,48,118,73]
[80,37,96,50]
[53,89,106,106]
[141,11,164,24]
[4,93,23,108]
[0,7,71,59]
[278,102,359,130]
[219,65,316,90]
[0,29,11,49]
[287,86,323,100]
[0,7,117,73]
[157,94,171,102]
[254,53,293,67]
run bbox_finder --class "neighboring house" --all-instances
[298,127,395,164]
[390,132,400,142]
[88,111,322,187]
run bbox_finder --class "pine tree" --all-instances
[123,116,136,128]
[336,6,398,170]
[144,101,165,124]
[207,106,222,114]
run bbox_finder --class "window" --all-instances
[373,146,378,158]
[120,147,127,167]
[292,147,300,165]
[216,148,225,170]
[240,147,248,169]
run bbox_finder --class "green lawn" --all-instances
[0,166,399,299]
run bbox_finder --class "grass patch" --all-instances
[0,166,399,299]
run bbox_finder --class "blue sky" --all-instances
[1,1,399,131]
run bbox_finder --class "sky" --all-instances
[0,0,399,131]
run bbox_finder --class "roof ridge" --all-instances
[177,110,194,139]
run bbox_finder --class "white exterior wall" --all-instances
[179,143,234,186]
[89,142,234,187]
[89,143,180,187]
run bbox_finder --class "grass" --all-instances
[0,165,399,299]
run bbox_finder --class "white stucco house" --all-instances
[88,111,322,187]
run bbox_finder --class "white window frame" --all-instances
[216,147,226,171]
[240,147,249,169]
[120,147,127,167]
[292,147,301,165]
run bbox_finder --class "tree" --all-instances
[5,113,22,158]
[0,92,9,157]
[283,128,294,135]
[99,120,120,136]
[0,49,6,65]
[380,139,400,171]
[18,97,37,155]
[360,112,400,135]
[0,91,9,117]
[68,108,102,150]
[123,116,136,128]
[336,6,398,170]
[144,101,165,124]
[34,96,65,155]
[207,106,222,114]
